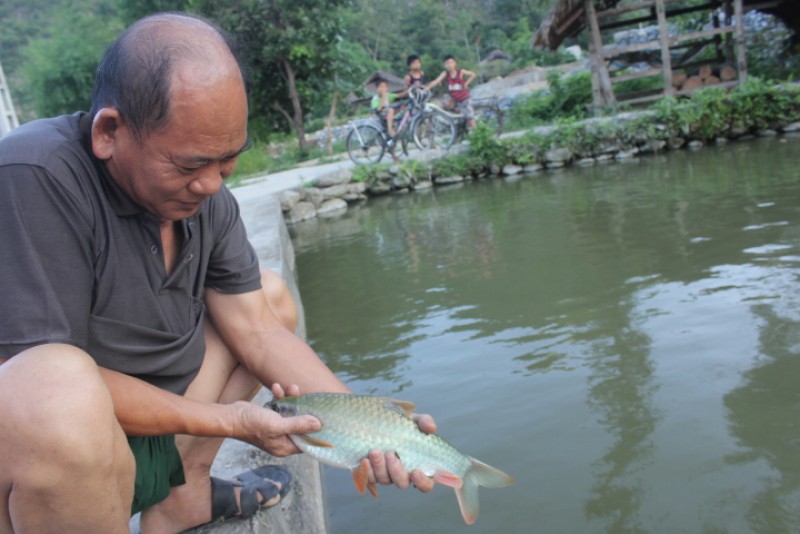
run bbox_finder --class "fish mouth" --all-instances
[267,400,300,417]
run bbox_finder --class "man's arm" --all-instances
[204,286,437,491]
[204,287,349,394]
[98,364,320,456]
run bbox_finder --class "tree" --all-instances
[118,0,345,149]
[20,0,122,118]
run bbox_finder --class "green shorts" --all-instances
[128,435,186,515]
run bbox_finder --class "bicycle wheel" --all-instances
[346,124,385,165]
[413,111,456,151]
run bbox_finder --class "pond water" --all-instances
[288,136,800,533]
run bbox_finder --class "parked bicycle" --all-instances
[346,87,457,165]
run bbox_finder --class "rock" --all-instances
[781,122,800,133]
[320,184,351,200]
[615,147,639,159]
[546,160,566,168]
[522,163,543,173]
[316,198,348,217]
[640,140,666,153]
[367,181,392,195]
[412,180,434,190]
[435,175,465,184]
[314,169,352,188]
[392,174,413,189]
[667,137,686,150]
[545,147,572,164]
[279,189,302,212]
[597,142,622,155]
[714,137,729,145]
[341,192,367,202]
[286,201,317,223]
[348,182,367,194]
[687,140,704,149]
[729,126,749,137]
[501,164,523,176]
[756,129,778,137]
[595,154,614,163]
[303,187,325,208]
[576,158,596,166]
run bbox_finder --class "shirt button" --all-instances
[150,244,158,254]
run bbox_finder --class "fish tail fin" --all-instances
[454,458,516,525]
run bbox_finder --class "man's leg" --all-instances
[140,269,297,532]
[0,344,134,533]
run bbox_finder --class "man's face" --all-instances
[103,63,249,223]
[377,81,389,95]
[409,59,421,71]
[444,58,457,72]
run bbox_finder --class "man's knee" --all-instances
[0,344,124,470]
[260,269,298,333]
[0,346,134,531]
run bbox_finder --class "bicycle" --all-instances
[428,96,504,143]
[346,88,457,165]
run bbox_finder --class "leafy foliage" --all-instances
[20,1,122,117]
[508,71,592,129]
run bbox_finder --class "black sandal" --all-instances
[210,465,292,521]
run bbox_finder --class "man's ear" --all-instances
[91,108,123,160]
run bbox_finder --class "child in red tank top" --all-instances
[425,55,477,129]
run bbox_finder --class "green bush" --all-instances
[508,71,592,129]
[467,122,508,164]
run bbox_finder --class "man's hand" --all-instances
[366,412,438,493]
[233,386,320,456]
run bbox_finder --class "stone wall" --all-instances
[278,112,800,225]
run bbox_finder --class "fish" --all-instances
[268,393,515,525]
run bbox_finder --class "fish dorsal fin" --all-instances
[296,434,335,448]
[384,397,416,417]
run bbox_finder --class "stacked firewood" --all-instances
[672,64,738,92]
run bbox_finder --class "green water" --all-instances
[289,137,800,533]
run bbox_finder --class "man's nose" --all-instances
[188,165,223,196]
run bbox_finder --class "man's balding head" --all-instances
[90,12,247,141]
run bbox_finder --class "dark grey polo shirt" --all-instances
[0,112,262,394]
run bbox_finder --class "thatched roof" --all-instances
[363,71,406,94]
[532,0,799,50]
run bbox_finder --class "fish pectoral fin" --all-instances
[296,434,335,448]
[352,458,380,499]
[433,470,463,489]
[386,398,417,417]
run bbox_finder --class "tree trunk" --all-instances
[325,91,339,156]
[280,59,308,151]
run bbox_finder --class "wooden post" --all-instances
[733,0,747,83]
[655,0,674,97]
[722,0,735,64]
[584,0,616,111]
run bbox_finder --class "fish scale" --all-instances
[269,393,514,524]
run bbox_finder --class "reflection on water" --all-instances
[290,137,800,533]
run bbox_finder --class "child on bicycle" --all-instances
[370,78,403,157]
[425,55,477,130]
[371,78,402,141]
[404,54,425,90]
